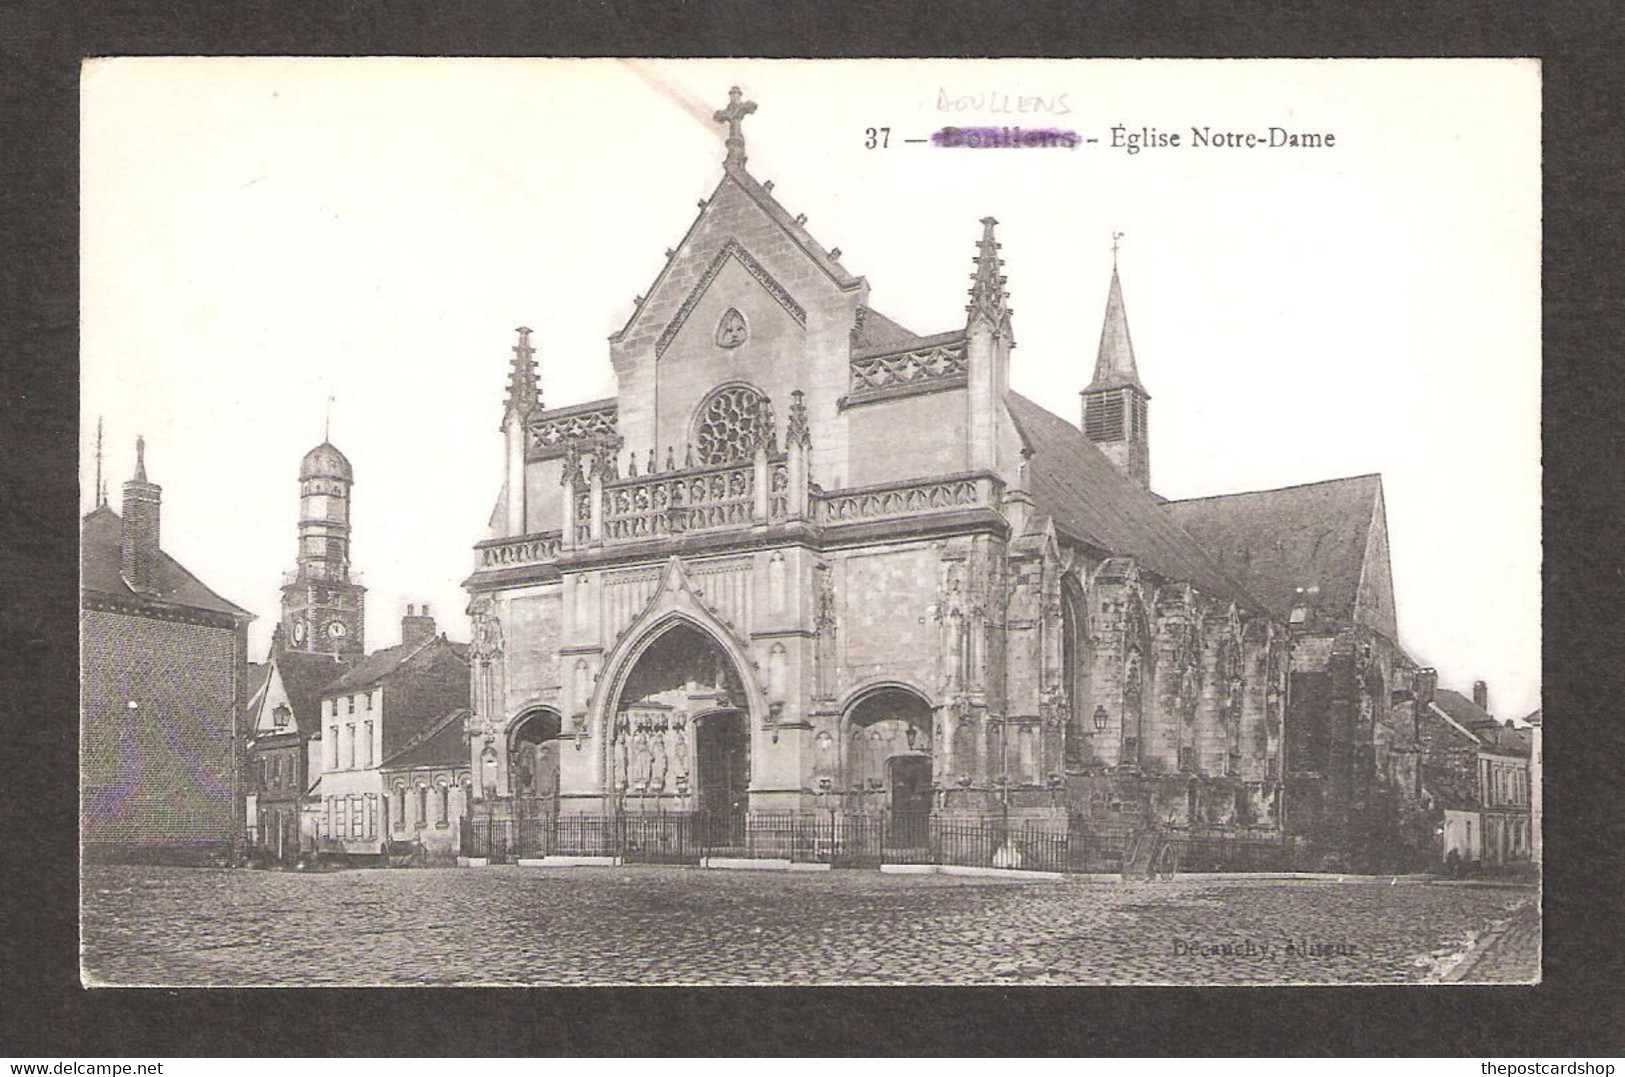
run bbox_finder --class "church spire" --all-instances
[1081,237,1151,489]
[966,216,1013,340]
[1086,237,1145,394]
[503,325,542,426]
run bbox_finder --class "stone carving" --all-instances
[529,404,618,458]
[817,477,981,524]
[849,338,969,395]
[656,239,806,359]
[478,532,562,568]
[603,463,755,541]
[786,389,811,448]
[671,721,690,783]
[696,386,773,465]
[716,308,748,348]
[768,551,787,612]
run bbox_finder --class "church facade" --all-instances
[460,89,1428,870]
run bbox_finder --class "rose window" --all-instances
[695,386,772,465]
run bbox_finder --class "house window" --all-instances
[1227,752,1241,777]
[417,785,429,828]
[348,695,356,715]
[331,797,343,839]
[395,786,407,829]
[273,705,290,728]
[365,794,376,838]
[438,783,450,826]
[346,724,356,769]
[365,691,373,711]
[363,721,373,768]
[328,726,338,770]
[350,795,362,837]
[1178,746,1195,773]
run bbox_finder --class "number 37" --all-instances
[864,127,890,149]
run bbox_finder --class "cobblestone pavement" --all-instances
[81,864,1537,986]
[1443,894,1541,983]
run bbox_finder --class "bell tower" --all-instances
[280,435,365,658]
[1081,234,1151,489]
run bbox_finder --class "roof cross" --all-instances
[714,86,757,168]
[1111,230,1125,266]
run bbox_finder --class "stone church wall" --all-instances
[844,389,969,488]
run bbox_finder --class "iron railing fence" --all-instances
[461,807,1290,875]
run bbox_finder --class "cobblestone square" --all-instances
[81,864,1538,986]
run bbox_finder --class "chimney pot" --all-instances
[1473,679,1489,714]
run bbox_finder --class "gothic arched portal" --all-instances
[844,686,935,819]
[509,707,562,815]
[607,621,749,816]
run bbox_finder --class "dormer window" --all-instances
[272,704,291,729]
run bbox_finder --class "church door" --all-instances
[696,710,750,832]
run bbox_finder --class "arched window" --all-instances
[438,782,450,825]
[417,785,429,827]
[394,785,407,829]
[694,385,772,465]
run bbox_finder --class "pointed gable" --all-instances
[1163,474,1393,637]
[611,167,863,354]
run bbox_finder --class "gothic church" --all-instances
[462,89,1428,870]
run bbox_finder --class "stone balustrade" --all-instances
[848,336,968,398]
[474,531,563,569]
[815,472,997,525]
[602,461,757,542]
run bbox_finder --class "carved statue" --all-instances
[672,724,690,782]
[651,734,669,793]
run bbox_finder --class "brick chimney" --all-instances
[1413,667,1438,708]
[120,436,161,595]
[401,602,436,647]
[1473,679,1490,714]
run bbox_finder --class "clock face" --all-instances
[292,619,306,643]
[327,620,347,639]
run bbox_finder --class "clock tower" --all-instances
[280,438,366,659]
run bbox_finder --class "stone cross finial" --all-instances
[714,86,757,168]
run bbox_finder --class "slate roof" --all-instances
[851,307,920,352]
[1003,392,1257,605]
[1161,475,1382,623]
[243,662,272,721]
[322,636,468,695]
[381,709,470,770]
[81,505,252,620]
[277,649,348,725]
[1432,690,1532,758]
[1085,267,1147,394]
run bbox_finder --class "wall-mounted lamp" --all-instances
[571,711,588,750]
[1093,705,1109,734]
[904,724,918,751]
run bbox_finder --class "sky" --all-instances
[81,58,1541,720]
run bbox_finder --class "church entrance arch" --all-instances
[509,707,562,853]
[844,686,935,829]
[509,707,562,806]
[606,620,750,819]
